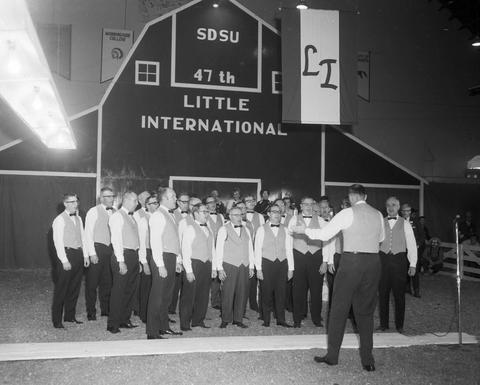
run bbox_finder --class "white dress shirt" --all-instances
[386,216,418,267]
[304,201,386,246]
[246,212,265,226]
[137,211,151,264]
[84,204,113,256]
[254,224,294,271]
[149,205,182,268]
[181,221,216,274]
[109,207,141,263]
[214,225,255,270]
[287,215,336,264]
[52,211,88,263]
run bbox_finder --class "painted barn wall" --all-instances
[24,0,480,181]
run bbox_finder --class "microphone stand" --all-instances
[454,218,462,345]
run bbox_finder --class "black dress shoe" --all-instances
[53,323,65,329]
[101,312,109,317]
[107,326,121,334]
[413,292,421,298]
[233,321,248,329]
[192,323,210,329]
[147,334,164,340]
[119,321,138,329]
[262,322,270,327]
[314,356,337,366]
[219,321,228,328]
[376,326,388,331]
[363,364,375,372]
[87,315,97,321]
[277,321,292,328]
[396,327,404,334]
[313,321,323,327]
[160,328,183,336]
[168,318,177,323]
[213,305,221,310]
[293,322,301,328]
[180,326,192,331]
[64,318,83,324]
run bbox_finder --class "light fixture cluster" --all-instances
[0,0,76,149]
[296,1,309,10]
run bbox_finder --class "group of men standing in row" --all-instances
[51,184,422,371]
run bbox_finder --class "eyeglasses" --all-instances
[270,210,281,214]
[230,213,242,217]
[199,210,209,213]
[65,200,78,204]
[147,201,159,206]
[102,195,115,198]
[244,199,255,203]
[178,200,189,204]
[206,201,215,204]
[301,203,313,206]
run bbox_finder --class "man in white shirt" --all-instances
[52,193,90,328]
[136,192,158,323]
[214,207,254,328]
[378,197,417,334]
[147,187,183,339]
[205,195,225,310]
[179,204,217,331]
[107,191,141,334]
[255,204,294,327]
[292,184,385,372]
[288,197,333,328]
[84,187,115,321]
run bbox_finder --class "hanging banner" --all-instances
[358,51,370,102]
[282,9,357,125]
[101,28,133,82]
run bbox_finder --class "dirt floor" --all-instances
[0,270,479,384]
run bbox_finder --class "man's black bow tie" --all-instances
[281,214,286,217]
[303,216,312,219]
[270,224,280,228]
[128,212,134,216]
[168,209,175,213]
[105,207,113,211]
[199,223,207,227]
[247,211,255,214]
[181,211,188,214]
[234,225,242,228]
[69,213,76,216]
[387,216,397,220]
[210,212,217,215]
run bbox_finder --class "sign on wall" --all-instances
[101,28,133,82]
[282,9,357,125]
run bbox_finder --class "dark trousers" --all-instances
[146,252,177,335]
[248,272,259,311]
[260,258,288,324]
[168,272,182,314]
[138,250,153,323]
[52,248,84,325]
[179,259,212,329]
[292,249,323,325]
[221,263,249,323]
[326,252,380,366]
[211,277,222,308]
[85,243,112,317]
[285,279,293,312]
[107,249,139,329]
[379,251,408,329]
[326,253,355,327]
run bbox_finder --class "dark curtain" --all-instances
[0,175,95,268]
[425,183,480,243]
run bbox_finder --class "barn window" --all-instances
[135,60,160,85]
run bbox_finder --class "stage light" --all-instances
[296,1,309,10]
[0,0,76,150]
[212,2,219,8]
[472,37,480,47]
